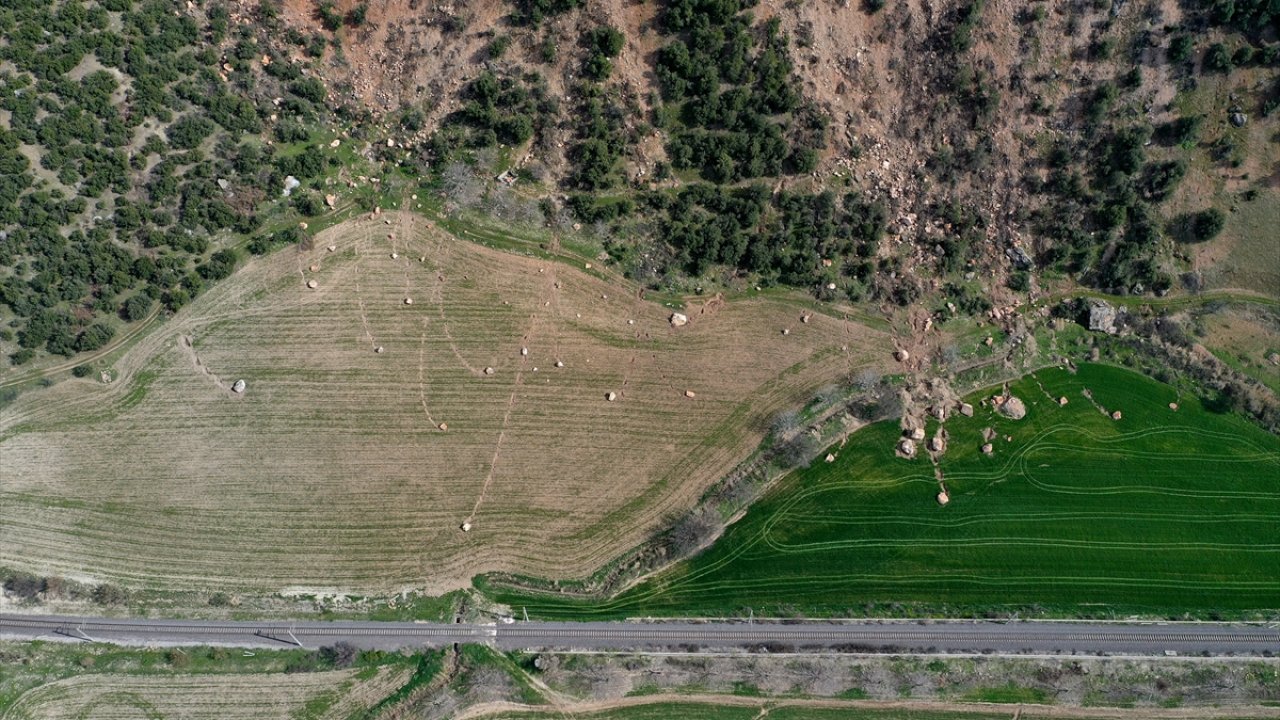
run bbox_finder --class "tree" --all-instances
[166,114,214,150]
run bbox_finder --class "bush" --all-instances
[91,583,128,605]
[72,364,93,378]
[1168,35,1194,63]
[1205,42,1233,73]
[1172,208,1226,243]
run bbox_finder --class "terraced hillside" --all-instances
[1,666,407,720]
[0,212,887,594]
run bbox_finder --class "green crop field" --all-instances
[485,364,1280,619]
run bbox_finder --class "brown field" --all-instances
[0,213,888,594]
[0,666,407,720]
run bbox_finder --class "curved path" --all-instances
[2,614,1276,656]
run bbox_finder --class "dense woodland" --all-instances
[1,0,1277,367]
[0,0,345,366]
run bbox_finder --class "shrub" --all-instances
[72,364,93,378]
[1205,42,1233,73]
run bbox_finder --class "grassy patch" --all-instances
[487,363,1280,619]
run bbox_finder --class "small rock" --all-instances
[936,491,950,505]
[327,245,337,252]
[325,194,336,207]
[1169,402,1178,411]
[669,313,689,327]
[460,521,471,532]
[374,346,384,353]
[555,361,564,368]
[981,443,994,455]
[959,403,974,417]
[898,438,916,457]
[801,314,811,323]
[606,392,617,402]
[1058,396,1069,406]
[781,328,790,335]
[307,280,318,289]
[895,349,910,362]
[484,367,495,375]
[1111,410,1122,420]
[684,390,696,398]
[438,422,448,431]
[404,298,413,305]
[391,252,399,259]
[231,379,246,394]
[1229,111,1247,127]
[825,453,836,463]
[521,347,529,356]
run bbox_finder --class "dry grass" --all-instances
[0,213,888,594]
[0,666,408,720]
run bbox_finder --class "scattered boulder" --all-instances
[554,360,564,368]
[231,379,246,394]
[606,392,617,402]
[521,347,529,356]
[1111,410,1122,420]
[895,349,910,362]
[391,252,399,259]
[307,280,318,289]
[327,245,336,252]
[1087,299,1118,334]
[282,175,300,196]
[936,491,950,505]
[898,438,917,457]
[669,312,689,327]
[781,328,790,335]
[460,521,471,532]
[909,427,926,441]
[1058,396,1069,406]
[374,346,384,354]
[801,313,811,323]
[403,298,413,305]
[1005,245,1034,270]
[929,435,946,453]
[684,390,696,398]
[438,422,448,431]
[997,396,1027,420]
[484,367,495,375]
[981,443,994,455]
[324,194,336,208]
[1169,402,1178,411]
[825,453,836,463]
[1229,111,1248,127]
[958,402,974,417]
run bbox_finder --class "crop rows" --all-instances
[0,213,885,593]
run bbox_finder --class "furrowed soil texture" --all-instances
[488,364,1280,618]
[0,212,884,594]
[1,666,408,720]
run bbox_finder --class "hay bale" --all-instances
[606,392,617,402]
[231,379,246,394]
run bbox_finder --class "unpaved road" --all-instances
[2,614,1276,656]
